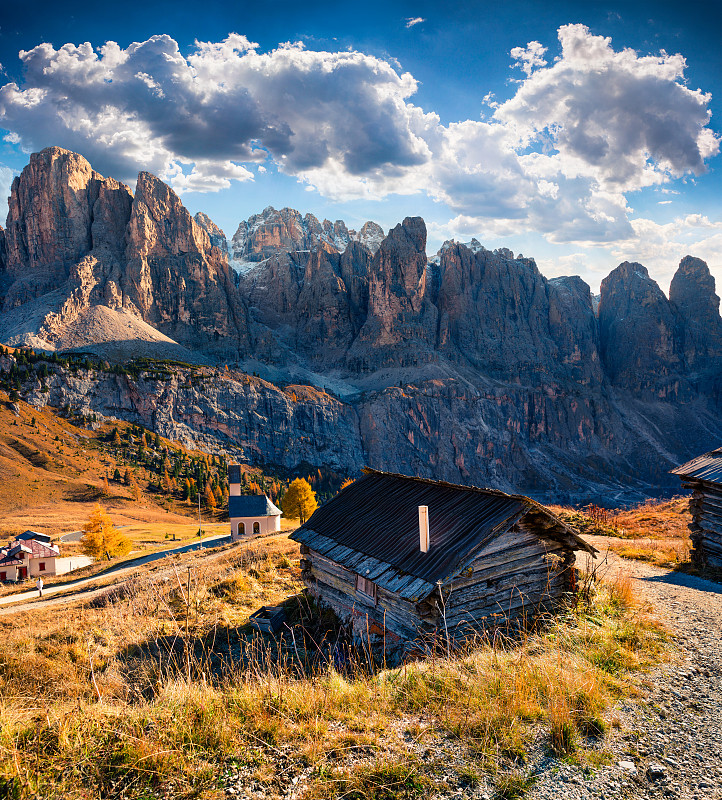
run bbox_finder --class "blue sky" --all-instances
[0,0,720,291]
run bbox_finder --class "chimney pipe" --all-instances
[419,505,429,553]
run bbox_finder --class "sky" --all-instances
[0,0,720,292]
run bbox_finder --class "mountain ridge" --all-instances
[1,145,720,501]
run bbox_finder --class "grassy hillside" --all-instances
[0,388,224,544]
[0,534,667,800]
[551,497,692,568]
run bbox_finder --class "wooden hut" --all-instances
[672,449,722,568]
[290,469,594,648]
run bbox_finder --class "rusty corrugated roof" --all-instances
[672,448,722,484]
[291,469,592,598]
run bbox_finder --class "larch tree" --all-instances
[282,478,318,524]
[80,505,131,560]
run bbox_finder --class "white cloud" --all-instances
[496,25,718,192]
[510,41,547,76]
[405,18,425,28]
[610,214,722,289]
[0,25,717,253]
[0,164,17,224]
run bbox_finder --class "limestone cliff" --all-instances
[598,262,685,399]
[2,146,722,500]
[0,149,248,360]
[123,172,248,357]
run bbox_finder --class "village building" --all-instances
[672,448,722,569]
[290,469,594,648]
[228,464,282,540]
[16,530,52,544]
[0,537,60,582]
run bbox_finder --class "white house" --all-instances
[228,464,282,540]
[0,537,60,582]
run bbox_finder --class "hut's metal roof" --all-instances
[672,448,722,484]
[229,494,282,518]
[291,469,593,601]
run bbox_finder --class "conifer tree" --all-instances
[204,482,217,509]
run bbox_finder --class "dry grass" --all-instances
[0,541,668,800]
[0,392,227,545]
[551,497,693,568]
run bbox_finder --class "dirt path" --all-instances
[0,533,232,613]
[528,538,722,800]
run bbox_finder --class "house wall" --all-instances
[0,565,19,582]
[301,524,578,645]
[682,479,722,569]
[230,515,280,540]
[441,525,574,632]
[29,557,57,578]
[230,483,241,497]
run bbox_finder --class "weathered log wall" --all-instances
[301,523,577,644]
[681,479,722,569]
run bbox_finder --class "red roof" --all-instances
[0,538,59,567]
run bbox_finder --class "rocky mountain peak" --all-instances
[599,261,683,396]
[193,212,228,255]
[670,255,722,369]
[128,172,210,259]
[228,205,384,271]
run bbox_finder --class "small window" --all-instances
[355,574,377,603]
[0,572,6,582]
[38,562,46,572]
[238,522,245,536]
[253,521,260,534]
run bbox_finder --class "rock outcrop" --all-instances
[1,147,131,309]
[0,149,248,360]
[670,256,722,374]
[26,364,365,474]
[194,212,229,256]
[347,217,438,371]
[123,172,247,357]
[435,243,601,386]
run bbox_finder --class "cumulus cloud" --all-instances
[510,41,547,76]
[0,34,430,194]
[607,214,722,290]
[496,25,718,189]
[405,18,425,28]
[0,25,717,246]
[0,164,16,223]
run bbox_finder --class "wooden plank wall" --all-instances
[441,525,573,631]
[683,479,722,569]
[302,521,577,643]
[302,548,437,641]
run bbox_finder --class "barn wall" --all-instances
[302,548,436,642]
[683,479,722,569]
[302,523,580,644]
[441,526,575,631]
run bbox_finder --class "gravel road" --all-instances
[527,545,722,800]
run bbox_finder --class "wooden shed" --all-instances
[290,469,594,648]
[672,449,722,568]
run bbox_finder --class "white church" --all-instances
[228,464,282,540]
